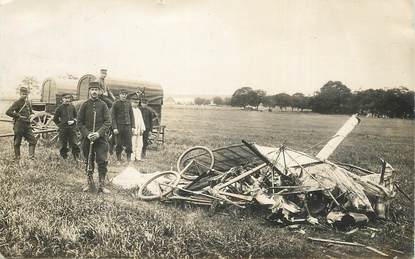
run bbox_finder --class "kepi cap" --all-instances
[128,93,140,100]
[119,89,128,95]
[88,81,101,89]
[62,93,73,98]
[19,86,29,94]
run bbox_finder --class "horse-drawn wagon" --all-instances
[27,74,165,145]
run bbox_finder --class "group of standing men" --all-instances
[6,69,154,194]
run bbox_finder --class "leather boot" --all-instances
[28,145,36,160]
[73,152,80,162]
[116,152,122,161]
[83,174,96,192]
[126,153,131,162]
[13,145,20,161]
[98,173,111,194]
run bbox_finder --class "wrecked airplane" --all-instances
[113,114,400,227]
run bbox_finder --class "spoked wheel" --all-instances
[137,171,181,201]
[177,146,215,180]
[30,112,59,146]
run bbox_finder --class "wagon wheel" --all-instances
[137,171,181,201]
[177,146,215,181]
[30,112,59,146]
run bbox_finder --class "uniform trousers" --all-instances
[82,137,109,175]
[115,124,133,156]
[58,126,80,158]
[13,120,37,154]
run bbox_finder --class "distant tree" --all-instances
[230,87,254,107]
[223,97,231,106]
[252,89,266,109]
[383,87,414,118]
[19,76,39,92]
[17,76,40,98]
[194,97,206,105]
[274,93,292,110]
[203,98,211,105]
[311,81,353,114]
[212,96,224,105]
[291,93,304,111]
[261,95,276,108]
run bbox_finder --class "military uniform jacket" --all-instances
[6,97,33,123]
[77,98,111,139]
[53,103,77,128]
[111,100,135,129]
[140,107,153,131]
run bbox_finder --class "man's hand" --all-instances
[87,132,100,141]
[113,129,119,135]
[28,114,34,121]
[67,120,74,125]
[132,128,137,136]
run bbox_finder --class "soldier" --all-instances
[98,68,115,109]
[98,68,116,154]
[77,81,112,193]
[6,86,37,161]
[111,89,135,163]
[52,93,80,160]
[139,99,154,158]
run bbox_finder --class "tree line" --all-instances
[194,81,414,119]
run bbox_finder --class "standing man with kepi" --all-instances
[111,89,135,164]
[53,93,80,160]
[139,98,154,159]
[6,86,37,161]
[77,81,112,193]
[98,68,115,109]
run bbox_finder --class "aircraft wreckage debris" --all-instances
[113,115,399,229]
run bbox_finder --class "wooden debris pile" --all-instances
[134,115,401,227]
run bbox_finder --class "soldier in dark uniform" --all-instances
[77,81,112,193]
[98,68,115,109]
[111,89,135,163]
[98,68,116,155]
[6,86,37,160]
[139,99,154,158]
[53,93,80,160]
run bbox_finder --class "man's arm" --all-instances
[77,102,90,137]
[149,109,153,131]
[52,106,61,125]
[97,102,112,138]
[111,102,118,130]
[5,100,22,119]
[70,104,77,124]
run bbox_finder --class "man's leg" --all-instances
[95,138,110,193]
[23,125,37,160]
[82,138,96,192]
[68,128,80,160]
[13,134,22,161]
[122,125,133,162]
[59,128,69,159]
[12,121,24,161]
[115,131,123,161]
[142,130,150,158]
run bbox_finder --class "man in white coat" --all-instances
[130,95,146,161]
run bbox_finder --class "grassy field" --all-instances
[0,107,413,258]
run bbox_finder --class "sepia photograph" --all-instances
[0,0,413,258]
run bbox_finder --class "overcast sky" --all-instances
[0,0,413,96]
